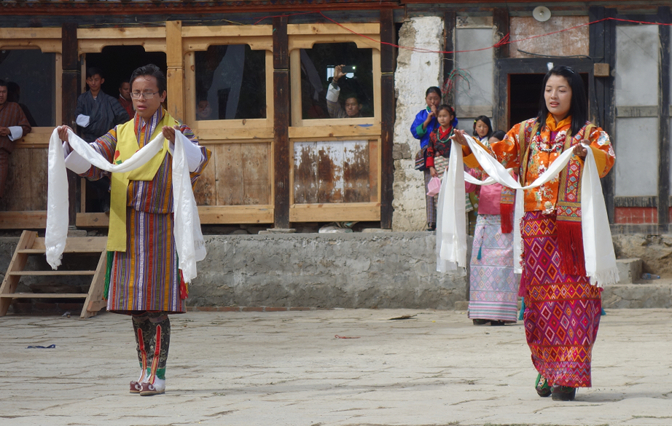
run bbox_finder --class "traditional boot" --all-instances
[130,316,149,394]
[140,316,170,396]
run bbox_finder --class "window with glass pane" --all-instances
[300,43,373,120]
[194,45,266,120]
[0,49,56,127]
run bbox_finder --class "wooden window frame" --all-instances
[0,29,63,229]
[287,24,382,223]
[182,25,274,141]
[0,28,63,149]
[288,23,382,135]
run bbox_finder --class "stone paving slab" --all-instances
[1,308,671,426]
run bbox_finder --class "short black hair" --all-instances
[425,86,441,98]
[536,65,588,136]
[343,93,360,104]
[86,67,104,79]
[118,80,129,88]
[437,104,455,117]
[0,79,7,89]
[491,130,506,141]
[129,64,166,94]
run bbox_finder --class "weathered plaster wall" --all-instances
[455,27,495,126]
[509,16,589,58]
[614,25,660,197]
[392,17,444,231]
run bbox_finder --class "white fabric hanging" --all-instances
[437,134,618,287]
[45,127,206,283]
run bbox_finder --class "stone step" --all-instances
[615,258,642,284]
[602,283,672,309]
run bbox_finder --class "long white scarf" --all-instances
[437,135,618,287]
[45,128,206,283]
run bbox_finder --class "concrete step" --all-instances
[602,282,672,309]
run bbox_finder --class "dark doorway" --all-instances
[85,46,167,100]
[508,72,589,129]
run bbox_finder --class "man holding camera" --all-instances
[326,64,362,118]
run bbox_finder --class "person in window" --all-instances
[196,98,213,120]
[75,67,130,212]
[326,64,362,118]
[117,80,134,120]
[6,82,37,127]
[0,79,31,198]
[75,67,130,141]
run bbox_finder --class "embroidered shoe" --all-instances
[130,370,146,394]
[551,385,576,401]
[140,377,166,396]
[535,373,551,397]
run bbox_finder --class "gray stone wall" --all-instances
[190,232,468,309]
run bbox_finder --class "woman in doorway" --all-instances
[452,65,615,401]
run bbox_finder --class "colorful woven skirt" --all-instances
[107,208,186,314]
[521,211,601,388]
[467,214,517,322]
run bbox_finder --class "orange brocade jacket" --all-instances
[462,115,615,213]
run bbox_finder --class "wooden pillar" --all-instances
[273,16,290,228]
[380,9,396,229]
[658,6,671,229]
[166,20,185,122]
[62,23,79,225]
[442,11,456,106]
[492,8,510,132]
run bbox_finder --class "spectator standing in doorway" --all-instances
[0,79,31,198]
[75,67,130,211]
[118,80,134,120]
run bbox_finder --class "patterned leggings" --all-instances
[132,313,171,380]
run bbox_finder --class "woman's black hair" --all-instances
[491,130,506,141]
[437,104,458,127]
[536,65,587,136]
[130,64,167,94]
[472,115,493,139]
[425,86,442,98]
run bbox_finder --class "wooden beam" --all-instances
[62,23,79,226]
[290,203,381,222]
[273,16,290,228]
[166,20,185,122]
[492,8,510,131]
[380,8,395,229]
[658,6,671,227]
[603,8,618,223]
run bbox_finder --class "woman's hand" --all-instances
[450,129,469,147]
[573,142,588,159]
[162,125,180,143]
[429,166,437,178]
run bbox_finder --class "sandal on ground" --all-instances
[490,320,506,326]
[535,373,551,397]
[551,385,576,401]
[472,319,489,325]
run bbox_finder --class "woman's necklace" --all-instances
[534,128,564,153]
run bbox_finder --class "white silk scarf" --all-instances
[45,128,206,283]
[437,135,618,287]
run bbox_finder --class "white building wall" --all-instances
[392,17,444,231]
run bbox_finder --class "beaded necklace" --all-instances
[435,126,454,145]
